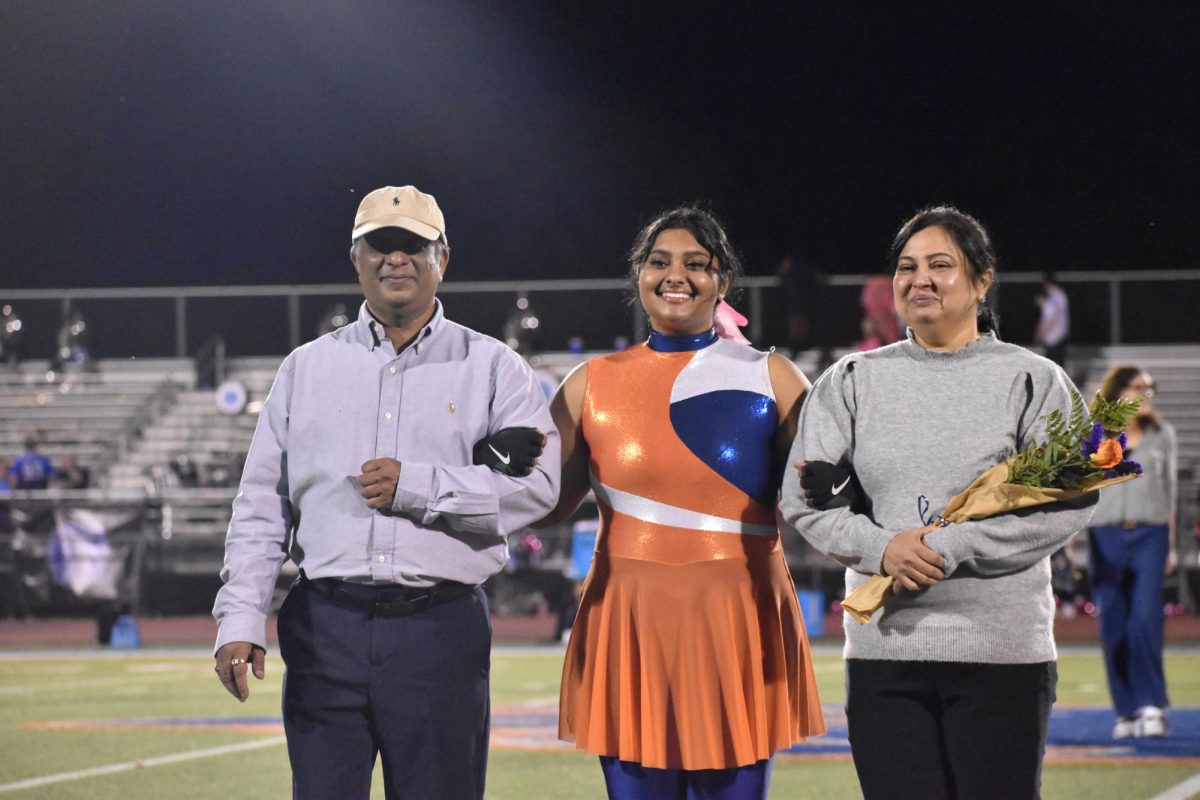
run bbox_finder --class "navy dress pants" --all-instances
[277,577,492,800]
[1089,523,1171,716]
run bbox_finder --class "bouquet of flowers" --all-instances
[841,392,1142,624]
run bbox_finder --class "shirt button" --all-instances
[389,365,397,374]
[384,412,393,420]
[377,555,386,563]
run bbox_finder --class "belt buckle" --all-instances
[1121,520,1138,530]
[375,596,421,618]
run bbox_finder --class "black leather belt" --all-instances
[302,574,477,618]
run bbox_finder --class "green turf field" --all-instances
[1,647,1197,799]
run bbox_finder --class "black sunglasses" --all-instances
[363,228,433,256]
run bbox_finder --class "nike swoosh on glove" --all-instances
[799,460,860,510]
[472,427,546,477]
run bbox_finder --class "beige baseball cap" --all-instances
[352,185,447,243]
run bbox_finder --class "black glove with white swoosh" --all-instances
[472,427,546,477]
[799,460,860,511]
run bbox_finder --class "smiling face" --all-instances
[893,225,992,350]
[637,228,730,336]
[350,227,447,326]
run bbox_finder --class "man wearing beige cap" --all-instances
[212,185,560,799]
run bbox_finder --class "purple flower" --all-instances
[1114,459,1143,477]
[1118,431,1128,449]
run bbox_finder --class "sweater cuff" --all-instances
[856,526,895,576]
[393,461,434,515]
[923,525,969,576]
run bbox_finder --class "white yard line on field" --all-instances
[0,671,200,696]
[1149,772,1200,800]
[0,736,287,794]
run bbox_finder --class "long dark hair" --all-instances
[888,205,999,335]
[626,205,744,305]
[1098,365,1162,430]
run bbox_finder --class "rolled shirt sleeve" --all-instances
[393,348,560,535]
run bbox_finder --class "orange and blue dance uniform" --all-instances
[559,333,825,770]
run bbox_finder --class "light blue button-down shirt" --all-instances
[213,300,560,651]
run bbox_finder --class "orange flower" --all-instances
[1090,438,1123,469]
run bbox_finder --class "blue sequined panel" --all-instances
[669,390,778,506]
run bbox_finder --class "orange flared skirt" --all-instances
[559,517,825,770]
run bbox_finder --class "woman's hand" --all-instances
[883,524,945,593]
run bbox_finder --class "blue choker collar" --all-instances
[647,328,718,352]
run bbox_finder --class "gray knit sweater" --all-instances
[780,331,1098,664]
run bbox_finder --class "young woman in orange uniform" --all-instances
[542,206,825,799]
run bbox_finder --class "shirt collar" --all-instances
[355,299,444,353]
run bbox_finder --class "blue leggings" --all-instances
[599,756,772,800]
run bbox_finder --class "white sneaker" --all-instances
[1112,716,1138,739]
[1135,706,1168,738]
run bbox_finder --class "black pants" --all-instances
[846,659,1056,800]
[277,577,492,800]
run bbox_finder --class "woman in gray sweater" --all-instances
[1087,365,1178,739]
[781,206,1098,800]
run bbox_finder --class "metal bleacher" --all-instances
[0,361,185,483]
[109,358,280,577]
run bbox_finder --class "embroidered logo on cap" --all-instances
[392,197,400,206]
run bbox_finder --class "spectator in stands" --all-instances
[10,432,54,490]
[1034,272,1069,366]
[53,453,89,490]
[1087,365,1178,739]
[0,459,10,536]
[858,274,902,350]
[168,453,199,488]
[775,252,826,359]
[0,304,24,368]
[545,206,824,798]
[781,206,1098,800]
[50,310,92,373]
[212,185,559,800]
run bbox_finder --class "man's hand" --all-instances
[358,458,401,510]
[473,428,546,477]
[214,641,266,702]
[883,524,946,593]
[794,460,859,510]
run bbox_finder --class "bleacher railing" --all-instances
[3,269,1199,359]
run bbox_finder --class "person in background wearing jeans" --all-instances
[1087,365,1178,739]
[211,185,559,799]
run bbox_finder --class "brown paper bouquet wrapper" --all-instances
[840,468,1138,624]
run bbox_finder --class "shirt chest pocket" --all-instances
[393,370,489,465]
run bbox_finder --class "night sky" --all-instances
[2,2,1197,350]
